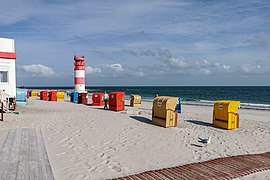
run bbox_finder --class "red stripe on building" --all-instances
[0,52,16,59]
[74,56,84,61]
[74,77,85,84]
[74,62,85,66]
[74,67,85,70]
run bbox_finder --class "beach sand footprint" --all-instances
[109,164,122,173]
[104,146,118,152]
[97,152,108,159]
[88,166,98,172]
[75,174,87,180]
[101,159,110,164]
[56,151,69,156]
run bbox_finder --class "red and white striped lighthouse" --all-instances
[74,55,85,92]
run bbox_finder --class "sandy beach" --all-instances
[0,97,270,180]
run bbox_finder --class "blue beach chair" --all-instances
[16,88,27,106]
[70,92,79,103]
[175,97,181,113]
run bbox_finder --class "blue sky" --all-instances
[1,0,270,86]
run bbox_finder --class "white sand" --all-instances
[1,97,270,180]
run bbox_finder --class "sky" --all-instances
[1,0,270,86]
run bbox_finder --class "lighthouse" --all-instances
[74,55,85,92]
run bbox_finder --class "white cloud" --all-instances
[199,68,212,75]
[20,64,55,77]
[105,63,124,72]
[156,49,232,76]
[256,33,270,48]
[241,64,260,73]
[204,60,210,64]
[102,63,144,78]
[168,57,189,68]
[240,64,270,74]
[222,64,231,72]
[173,59,231,76]
[85,66,101,74]
[239,32,270,49]
[121,49,232,76]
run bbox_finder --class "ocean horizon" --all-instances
[21,86,270,109]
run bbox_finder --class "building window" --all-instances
[0,71,8,83]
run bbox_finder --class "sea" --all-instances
[25,86,270,110]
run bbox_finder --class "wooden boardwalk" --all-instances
[0,128,54,180]
[112,152,270,180]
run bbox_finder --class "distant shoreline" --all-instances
[23,86,270,110]
[19,85,270,89]
[139,99,270,111]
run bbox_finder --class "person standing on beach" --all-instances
[66,91,70,100]
[103,91,109,110]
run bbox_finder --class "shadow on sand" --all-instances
[190,143,203,148]
[84,103,94,107]
[129,116,154,126]
[185,120,213,127]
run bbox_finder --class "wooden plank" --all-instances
[16,128,30,180]
[0,130,16,179]
[36,128,49,180]
[8,128,23,180]
[113,152,270,180]
[0,129,22,180]
[29,128,41,180]
[0,128,54,180]
[36,128,54,180]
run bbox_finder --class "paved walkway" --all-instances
[0,128,54,180]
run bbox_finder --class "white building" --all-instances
[0,37,16,99]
